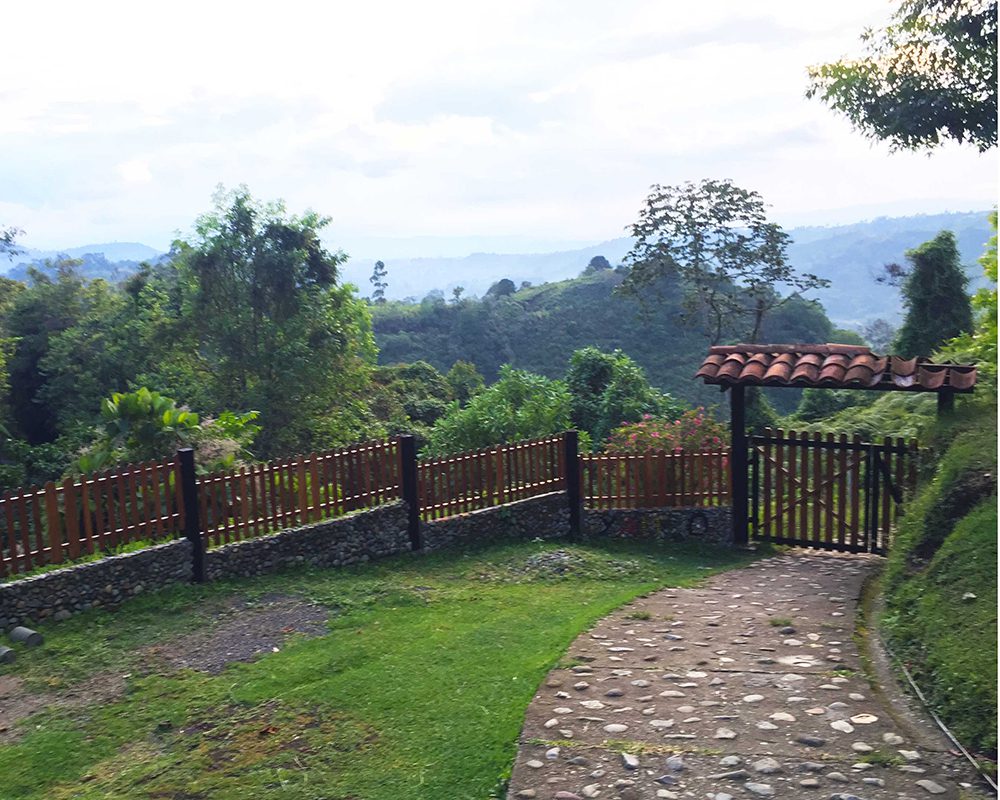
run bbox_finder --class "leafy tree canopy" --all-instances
[894,230,973,356]
[807,0,997,152]
[445,360,485,404]
[565,346,685,443]
[618,179,829,344]
[1,226,22,260]
[936,210,998,379]
[424,365,572,456]
[584,255,612,274]
[178,186,377,454]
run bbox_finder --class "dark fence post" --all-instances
[398,435,422,551]
[730,385,750,547]
[177,448,206,583]
[564,430,581,540]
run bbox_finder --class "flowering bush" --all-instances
[605,407,729,453]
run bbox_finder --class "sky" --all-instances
[2,1,996,258]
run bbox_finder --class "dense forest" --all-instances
[2,180,994,499]
[372,267,845,412]
[0,179,875,491]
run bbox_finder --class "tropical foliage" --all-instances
[606,408,729,454]
[423,365,573,456]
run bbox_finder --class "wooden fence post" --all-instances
[564,430,581,541]
[177,448,206,583]
[398,435,422,551]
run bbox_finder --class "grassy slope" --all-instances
[0,539,758,799]
[881,403,998,758]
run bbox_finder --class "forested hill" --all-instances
[10,212,992,328]
[372,269,837,412]
[349,211,992,325]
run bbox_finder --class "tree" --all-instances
[485,278,517,298]
[370,361,454,439]
[4,260,90,443]
[445,360,485,404]
[584,255,612,274]
[451,286,465,304]
[565,347,685,443]
[862,318,898,352]
[1,226,22,260]
[178,186,377,455]
[370,260,388,304]
[936,210,998,376]
[619,179,829,344]
[807,0,997,152]
[894,231,973,356]
[424,365,572,455]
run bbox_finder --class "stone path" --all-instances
[507,551,990,800]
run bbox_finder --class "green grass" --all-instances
[0,537,759,799]
[882,407,998,759]
[768,617,793,627]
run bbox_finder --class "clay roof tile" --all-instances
[916,365,947,390]
[716,354,747,381]
[949,367,978,390]
[695,344,976,393]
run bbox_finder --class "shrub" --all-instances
[606,407,729,453]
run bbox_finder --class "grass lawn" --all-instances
[0,537,759,799]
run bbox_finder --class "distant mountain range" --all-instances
[10,241,161,263]
[5,211,992,327]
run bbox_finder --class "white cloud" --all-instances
[1,0,995,252]
[116,159,152,185]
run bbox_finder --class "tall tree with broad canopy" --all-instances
[893,230,973,357]
[178,187,377,455]
[618,179,829,344]
[807,0,997,152]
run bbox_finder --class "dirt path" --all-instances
[507,550,989,800]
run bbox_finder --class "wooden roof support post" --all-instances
[937,390,955,417]
[730,385,750,547]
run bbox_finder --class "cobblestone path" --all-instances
[507,551,989,800]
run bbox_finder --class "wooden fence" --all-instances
[1,433,734,578]
[0,460,183,577]
[581,448,730,509]
[417,435,564,521]
[199,440,401,547]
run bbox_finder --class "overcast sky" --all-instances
[3,1,996,258]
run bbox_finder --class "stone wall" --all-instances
[204,501,411,581]
[583,505,732,546]
[0,539,192,629]
[0,495,734,629]
[421,492,570,551]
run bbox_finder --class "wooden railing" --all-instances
[0,434,735,578]
[199,440,401,547]
[417,435,564,521]
[0,460,183,577]
[581,448,730,509]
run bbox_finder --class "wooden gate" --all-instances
[749,428,918,554]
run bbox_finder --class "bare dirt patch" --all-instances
[143,592,330,674]
[0,671,126,743]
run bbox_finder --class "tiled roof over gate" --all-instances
[695,343,977,392]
